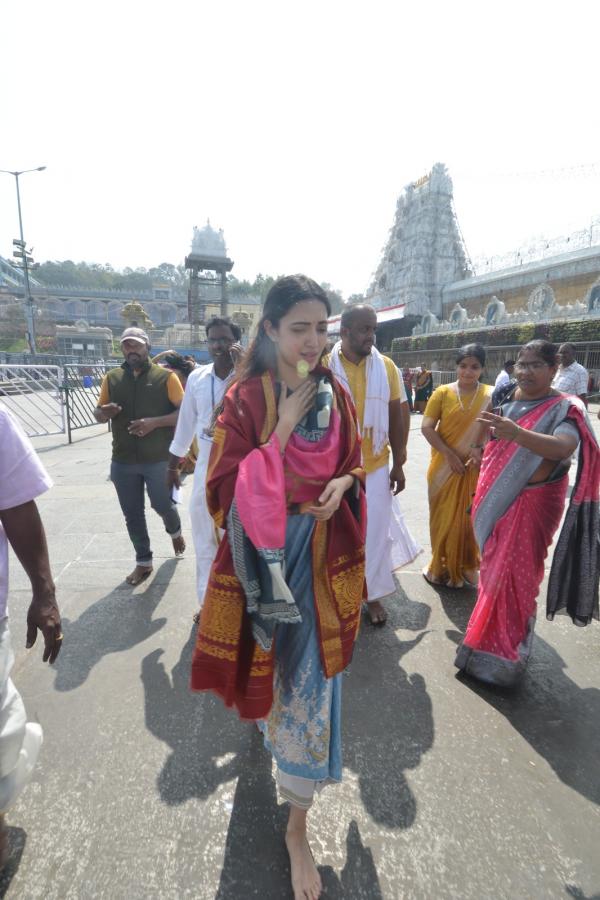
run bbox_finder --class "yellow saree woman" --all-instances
[424,383,491,586]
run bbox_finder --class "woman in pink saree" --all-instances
[456,340,600,687]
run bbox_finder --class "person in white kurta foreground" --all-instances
[327,305,422,625]
[0,406,63,868]
[167,317,242,616]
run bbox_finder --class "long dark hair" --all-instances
[162,352,196,378]
[238,274,331,382]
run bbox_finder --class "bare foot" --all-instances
[285,829,322,900]
[125,565,153,586]
[172,535,186,557]
[366,600,387,626]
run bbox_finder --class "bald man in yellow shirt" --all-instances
[327,306,421,625]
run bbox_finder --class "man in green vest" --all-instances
[94,327,186,585]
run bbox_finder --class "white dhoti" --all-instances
[189,440,221,608]
[365,465,422,603]
[0,618,43,814]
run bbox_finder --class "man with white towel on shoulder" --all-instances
[327,304,421,626]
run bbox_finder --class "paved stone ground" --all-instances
[1,414,599,899]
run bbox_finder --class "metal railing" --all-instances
[0,350,105,366]
[61,364,110,443]
[392,341,600,388]
[0,363,116,442]
[432,371,455,386]
[0,364,65,436]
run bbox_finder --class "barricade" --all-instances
[62,364,111,443]
[0,364,65,436]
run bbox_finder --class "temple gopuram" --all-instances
[354,164,600,374]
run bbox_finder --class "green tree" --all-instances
[320,283,344,315]
[0,305,26,349]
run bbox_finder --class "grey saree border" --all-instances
[473,397,573,552]
[455,616,536,687]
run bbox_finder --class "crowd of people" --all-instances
[1,276,599,898]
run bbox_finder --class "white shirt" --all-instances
[494,369,511,389]
[0,406,53,619]
[552,361,588,396]
[169,363,231,458]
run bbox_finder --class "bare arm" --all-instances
[388,398,407,493]
[0,501,62,663]
[465,398,492,468]
[421,415,466,475]
[477,411,578,460]
[401,400,410,453]
[94,402,122,423]
[421,415,450,454]
[389,398,407,463]
[167,451,183,489]
[128,409,179,437]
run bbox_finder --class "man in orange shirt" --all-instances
[328,306,421,625]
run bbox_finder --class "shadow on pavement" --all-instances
[0,826,26,898]
[51,559,173,691]
[343,584,433,829]
[319,821,384,900]
[143,640,383,897]
[435,582,476,638]
[439,589,600,807]
[215,734,383,899]
[143,631,383,895]
[565,887,600,900]
[214,734,290,898]
[141,584,428,893]
[141,626,249,805]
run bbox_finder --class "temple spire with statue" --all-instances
[364,163,600,350]
[185,220,234,343]
[367,163,471,329]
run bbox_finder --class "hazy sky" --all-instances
[1,0,599,295]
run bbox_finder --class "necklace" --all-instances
[456,383,480,412]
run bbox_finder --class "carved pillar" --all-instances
[220,269,228,318]
[189,268,201,346]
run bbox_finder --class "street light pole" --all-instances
[14,174,37,354]
[0,165,46,355]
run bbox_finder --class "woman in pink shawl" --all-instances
[456,340,600,687]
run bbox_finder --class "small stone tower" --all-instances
[367,163,471,319]
[185,221,234,345]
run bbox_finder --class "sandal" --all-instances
[463,570,479,588]
[172,535,186,557]
[422,567,446,586]
[125,565,153,586]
